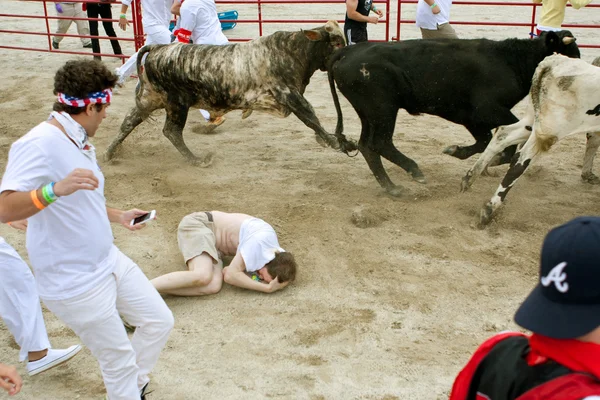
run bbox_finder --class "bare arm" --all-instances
[223,253,272,293]
[119,1,131,30]
[422,0,441,14]
[171,0,182,16]
[346,0,380,23]
[107,207,152,231]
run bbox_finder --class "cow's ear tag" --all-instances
[304,29,323,41]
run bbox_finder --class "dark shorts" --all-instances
[344,26,368,45]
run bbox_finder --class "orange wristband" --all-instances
[30,189,46,210]
[6,222,12,226]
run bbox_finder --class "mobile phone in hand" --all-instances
[130,210,156,226]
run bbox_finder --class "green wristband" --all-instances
[430,2,438,8]
[120,14,127,19]
[41,185,53,204]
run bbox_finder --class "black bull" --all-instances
[104,21,357,164]
[327,31,580,196]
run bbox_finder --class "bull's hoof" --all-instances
[410,169,426,184]
[104,148,116,162]
[340,139,358,153]
[582,172,600,184]
[478,204,494,228]
[241,109,253,119]
[315,134,328,148]
[461,172,474,192]
[442,145,458,156]
[385,185,404,197]
[190,151,214,168]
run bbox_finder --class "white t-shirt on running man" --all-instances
[0,122,117,301]
[237,218,284,273]
[180,0,228,45]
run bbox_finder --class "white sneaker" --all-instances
[114,67,125,88]
[27,345,82,376]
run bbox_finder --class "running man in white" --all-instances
[0,60,173,399]
[172,0,229,124]
[1,221,81,377]
[115,0,173,86]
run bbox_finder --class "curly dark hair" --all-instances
[265,251,297,283]
[53,59,118,115]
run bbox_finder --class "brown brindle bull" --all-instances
[105,21,356,165]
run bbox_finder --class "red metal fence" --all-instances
[0,0,598,61]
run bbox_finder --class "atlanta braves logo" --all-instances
[540,262,569,293]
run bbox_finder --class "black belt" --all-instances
[205,211,213,222]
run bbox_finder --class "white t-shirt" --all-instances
[122,0,171,29]
[416,0,452,30]
[180,0,228,45]
[0,122,116,301]
[237,218,284,272]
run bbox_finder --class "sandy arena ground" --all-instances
[1,1,600,399]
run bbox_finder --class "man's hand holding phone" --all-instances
[122,209,156,231]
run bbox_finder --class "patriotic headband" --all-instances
[57,89,112,108]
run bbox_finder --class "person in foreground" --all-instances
[0,59,174,399]
[151,211,297,296]
[449,216,600,400]
[1,221,81,377]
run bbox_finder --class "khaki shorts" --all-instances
[420,23,458,39]
[177,212,220,264]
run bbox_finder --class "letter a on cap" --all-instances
[541,262,569,293]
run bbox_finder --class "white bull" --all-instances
[460,54,600,227]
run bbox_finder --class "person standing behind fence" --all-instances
[533,0,592,36]
[416,0,457,39]
[84,0,122,61]
[344,0,383,44]
[115,0,172,86]
[52,2,93,49]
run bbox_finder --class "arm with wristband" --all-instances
[426,0,441,14]
[371,3,384,18]
[0,168,99,223]
[118,0,131,31]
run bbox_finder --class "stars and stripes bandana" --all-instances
[56,89,112,108]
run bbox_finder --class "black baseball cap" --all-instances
[514,216,600,339]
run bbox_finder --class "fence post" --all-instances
[257,0,263,37]
[385,0,391,40]
[132,0,145,51]
[396,0,402,40]
[43,0,52,50]
[529,2,537,37]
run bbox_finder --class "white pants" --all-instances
[44,249,174,400]
[117,25,172,80]
[53,2,91,45]
[0,240,50,362]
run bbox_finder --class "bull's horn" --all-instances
[562,36,576,44]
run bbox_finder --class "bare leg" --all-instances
[581,132,600,184]
[151,253,223,296]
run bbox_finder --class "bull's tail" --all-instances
[133,45,155,107]
[327,57,344,139]
[530,62,557,152]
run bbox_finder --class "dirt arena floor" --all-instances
[1,1,600,399]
